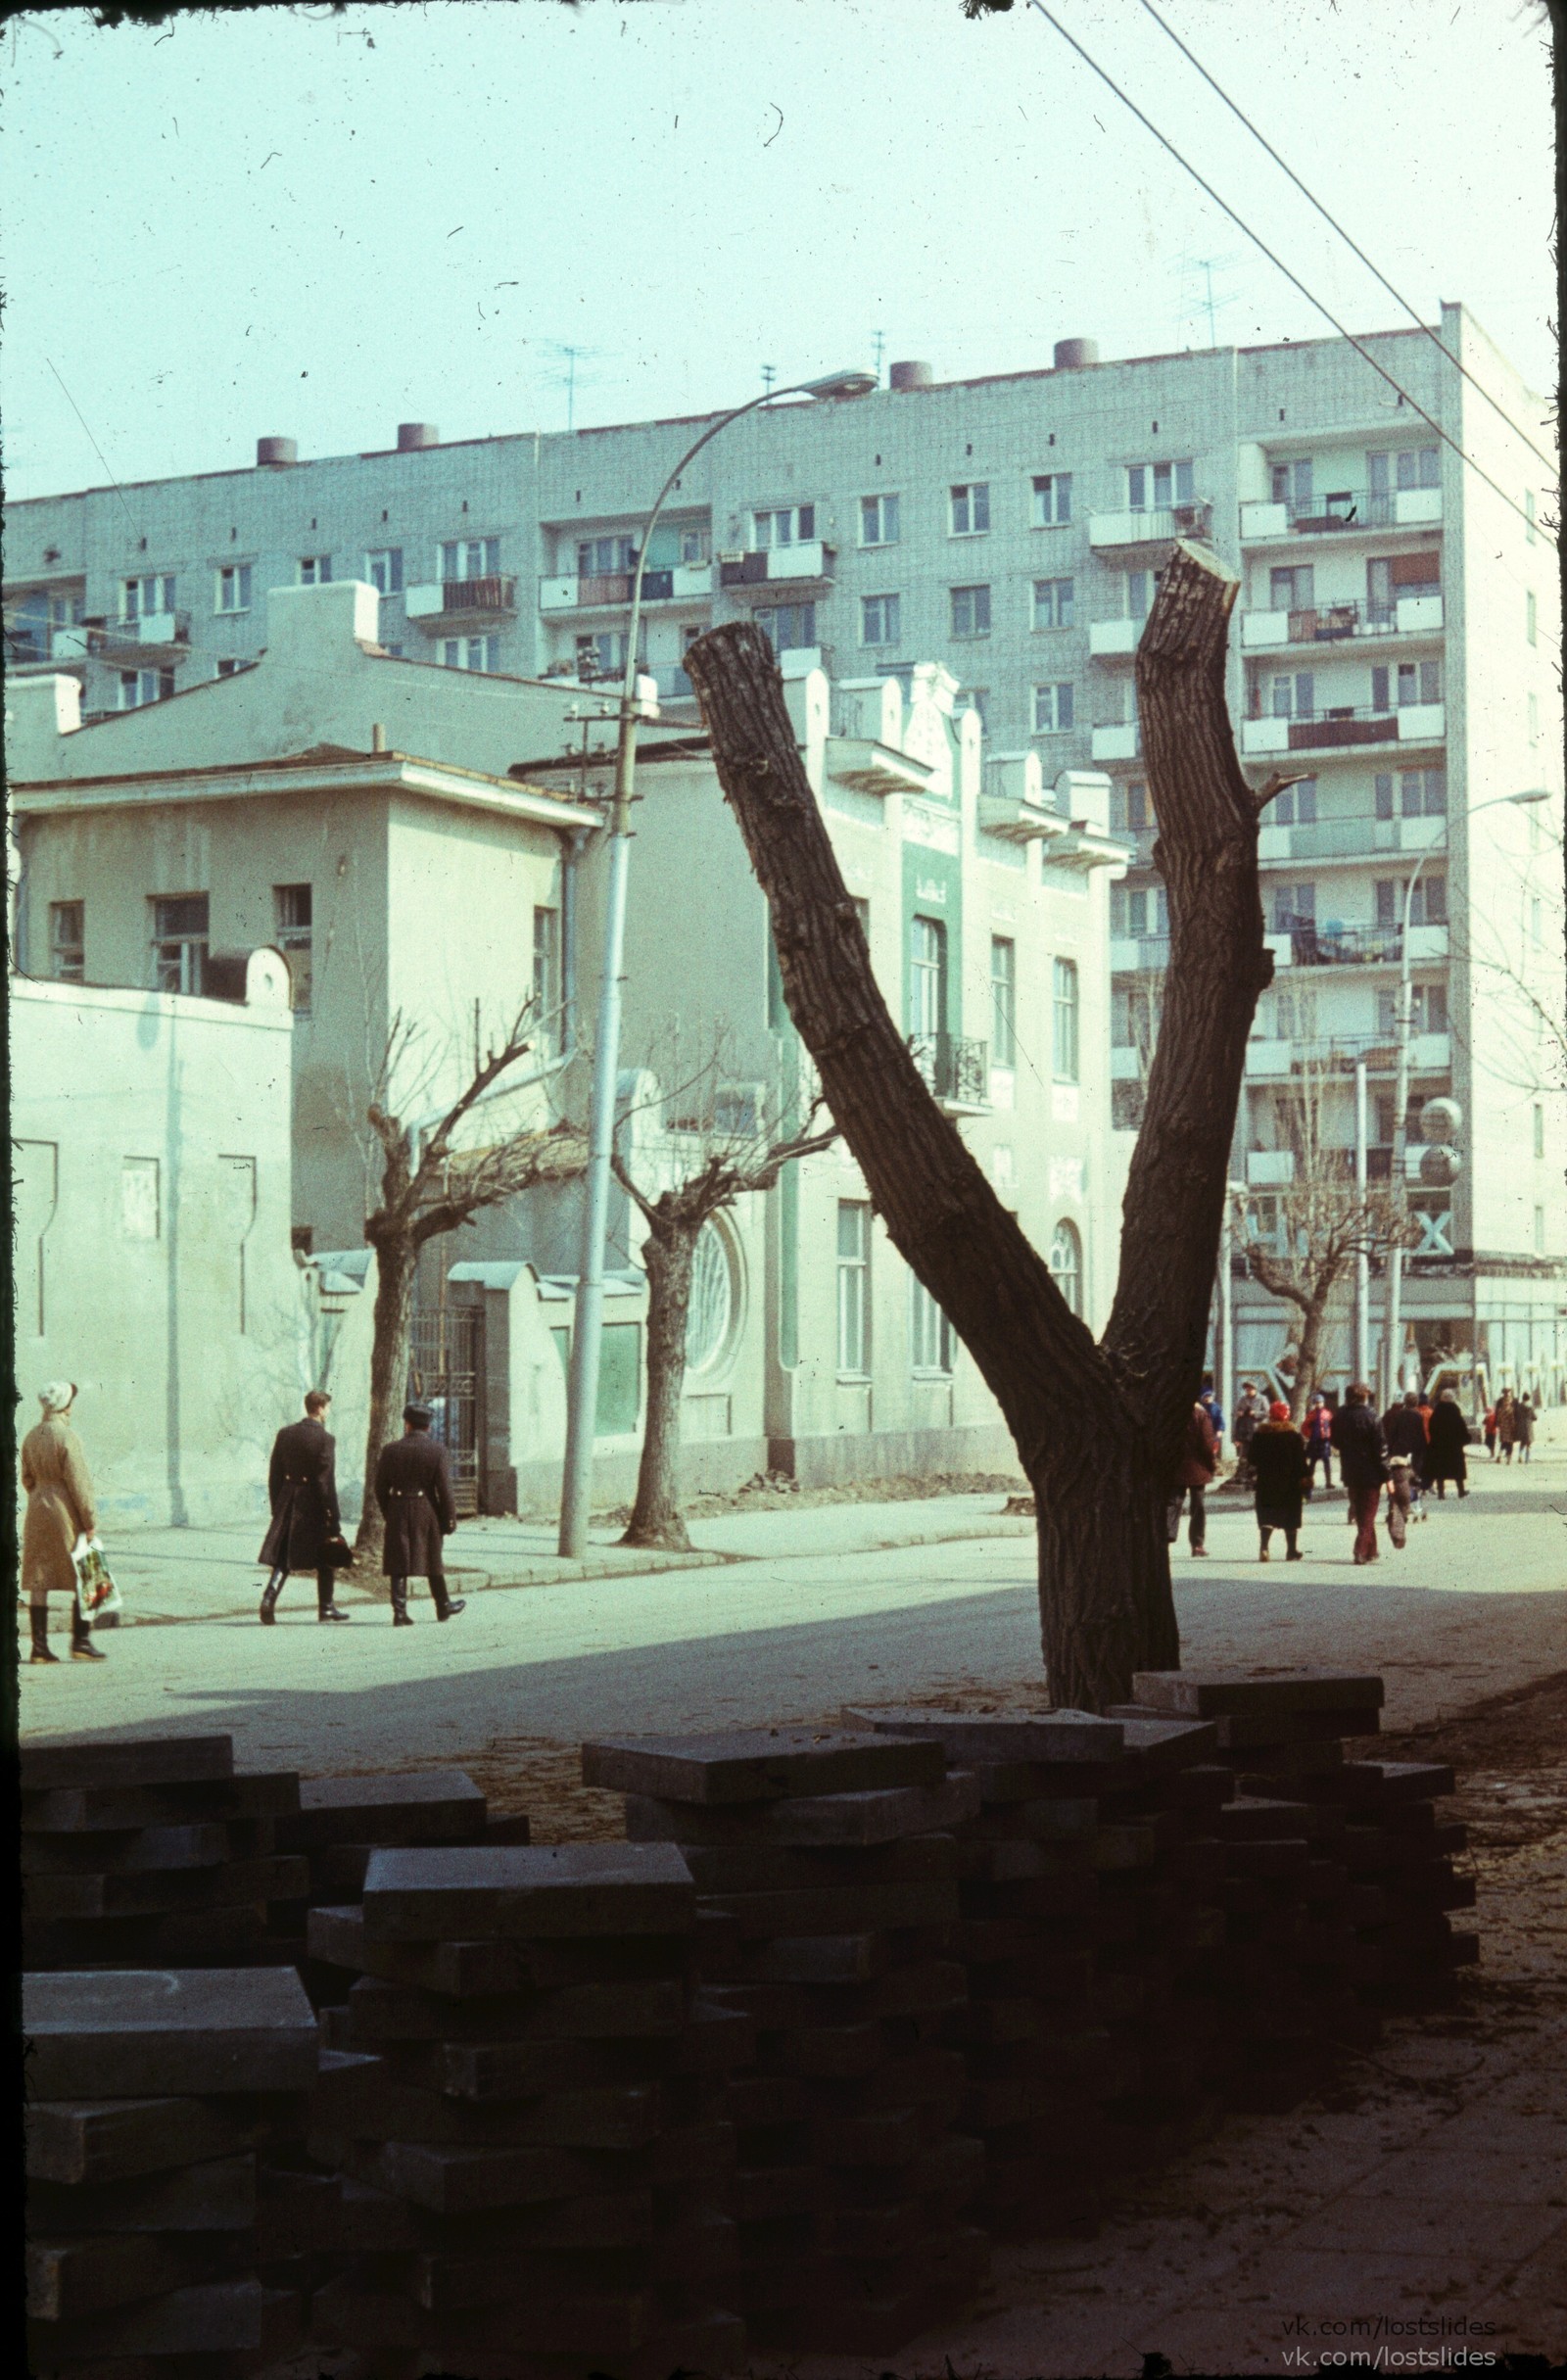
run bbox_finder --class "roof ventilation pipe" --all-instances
[397,422,439,452]
[887,359,933,392]
[1053,339,1101,369]
[256,437,299,467]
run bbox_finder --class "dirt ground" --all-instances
[594,1471,1026,1527]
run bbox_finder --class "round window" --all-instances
[686,1220,736,1371]
[1049,1219,1083,1317]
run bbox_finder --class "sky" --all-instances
[2,0,1557,501]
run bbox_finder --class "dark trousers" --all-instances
[391,1573,448,1600]
[1349,1485,1381,1563]
[267,1564,335,1610]
[1165,1486,1207,1550]
[1306,1449,1333,1490]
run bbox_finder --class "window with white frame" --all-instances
[215,659,243,679]
[956,686,989,731]
[1032,577,1074,630]
[1270,458,1314,506]
[1377,981,1448,1036]
[273,884,312,1015]
[1375,875,1447,928]
[1375,768,1446,820]
[1111,882,1167,937]
[1049,1219,1083,1315]
[119,668,174,709]
[150,894,209,995]
[1032,682,1074,733]
[861,593,901,647]
[1272,881,1316,930]
[1124,568,1159,621]
[576,630,637,680]
[442,537,500,581]
[751,505,815,549]
[1371,659,1440,711]
[950,584,991,638]
[365,548,404,595]
[755,602,817,654]
[836,1202,871,1375]
[1271,775,1317,825]
[910,1276,954,1374]
[1052,957,1079,1081]
[949,482,989,536]
[687,1221,735,1371]
[298,555,333,585]
[49,901,84,983]
[1269,671,1315,719]
[989,936,1017,1068]
[908,916,947,1041]
[1273,986,1319,1041]
[122,573,175,620]
[533,905,561,1049]
[576,534,633,579]
[678,528,708,566]
[1114,780,1150,834]
[1126,459,1195,510]
[1031,472,1072,526]
[215,563,253,613]
[441,635,500,672]
[860,494,900,547]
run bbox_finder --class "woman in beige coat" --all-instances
[21,1382,105,1665]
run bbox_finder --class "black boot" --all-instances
[430,1574,466,1624]
[260,1571,285,1625]
[316,1566,351,1624]
[28,1607,59,1665]
[71,1610,107,1662]
[391,1579,414,1628]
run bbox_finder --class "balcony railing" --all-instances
[404,575,519,629]
[1241,703,1445,756]
[911,1032,989,1110]
[719,541,834,591]
[1240,486,1444,540]
[1091,722,1142,762]
[1277,923,1405,967]
[1258,812,1448,864]
[96,609,192,661]
[1089,500,1213,552]
[1240,595,1443,650]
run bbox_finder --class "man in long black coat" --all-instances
[375,1403,465,1627]
[259,1390,349,1623]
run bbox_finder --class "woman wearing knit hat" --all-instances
[20,1384,105,1664]
[1250,1398,1308,1563]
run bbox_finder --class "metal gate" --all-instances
[408,1305,483,1516]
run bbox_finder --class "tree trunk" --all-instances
[356,1228,416,1566]
[622,1222,696,1550]
[1289,1288,1333,1425]
[685,546,1266,1711]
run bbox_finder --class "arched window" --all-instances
[686,1221,735,1372]
[1049,1219,1083,1316]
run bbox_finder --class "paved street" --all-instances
[20,1456,1565,1773]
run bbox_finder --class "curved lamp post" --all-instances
[558,368,877,1555]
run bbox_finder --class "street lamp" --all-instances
[558,368,877,1556]
[1383,786,1550,1401]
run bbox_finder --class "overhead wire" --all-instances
[1024,0,1556,551]
[1133,0,1558,478]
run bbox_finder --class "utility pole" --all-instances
[1353,1056,1370,1387]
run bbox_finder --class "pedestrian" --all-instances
[1232,1381,1263,1484]
[1425,1388,1471,1499]
[1330,1383,1390,1565]
[1514,1395,1536,1464]
[375,1402,466,1626]
[1382,1390,1428,1547]
[1495,1390,1517,1465]
[1483,1404,1498,1460]
[1199,1375,1226,1445]
[21,1382,106,1665]
[259,1390,351,1624]
[1251,1399,1307,1562]
[1303,1394,1334,1495]
[1166,1399,1218,1558]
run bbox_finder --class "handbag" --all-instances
[321,1534,356,1571]
[71,1536,123,1621]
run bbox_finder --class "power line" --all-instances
[1134,0,1558,477]
[46,358,139,535]
[1024,0,1556,551]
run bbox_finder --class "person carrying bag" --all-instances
[21,1382,108,1665]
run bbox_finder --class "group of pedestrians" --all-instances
[1483,1390,1536,1463]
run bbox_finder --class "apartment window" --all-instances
[49,901,84,983]
[1048,1219,1083,1316]
[576,534,633,578]
[1375,875,1447,928]
[1114,781,1149,834]
[679,529,707,566]
[1527,591,1538,645]
[442,636,500,673]
[836,1202,871,1375]
[273,884,313,1015]
[119,668,174,709]
[755,602,817,654]
[120,1158,161,1242]
[1372,660,1441,710]
[910,1276,954,1374]
[908,916,947,1039]
[861,593,901,647]
[1052,957,1079,1082]
[1124,569,1159,622]
[1270,564,1315,611]
[990,936,1017,1068]
[1113,984,1163,1051]
[860,494,900,547]
[1270,671,1315,720]
[1274,987,1319,1041]
[298,555,333,585]
[1032,577,1074,630]
[949,482,990,537]
[1534,1104,1545,1159]
[752,505,815,549]
[1395,447,1441,491]
[1272,776,1317,826]
[1270,459,1314,507]
[1032,682,1074,734]
[1126,459,1195,510]
[215,562,253,613]
[576,630,637,680]
[950,584,991,639]
[442,537,499,580]
[1031,472,1072,526]
[1377,981,1448,1035]
[956,687,989,731]
[151,894,209,995]
[216,659,243,679]
[1111,883,1167,937]
[533,904,561,1046]
[365,547,404,595]
[1375,768,1446,820]
[1272,882,1316,930]
[122,573,175,620]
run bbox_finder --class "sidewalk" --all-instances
[88,1493,1034,1625]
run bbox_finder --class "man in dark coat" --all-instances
[259,1390,349,1623]
[1330,1384,1390,1565]
[1381,1389,1429,1545]
[375,1403,465,1627]
[1425,1389,1471,1498]
[1166,1401,1218,1557]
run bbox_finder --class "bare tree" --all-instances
[1233,1057,1421,1422]
[685,549,1293,1710]
[356,1009,584,1563]
[612,1049,835,1551]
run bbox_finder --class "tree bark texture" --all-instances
[685,547,1269,1708]
[356,1227,415,1566]
[622,1220,696,1551]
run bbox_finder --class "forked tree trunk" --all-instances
[1288,1287,1333,1425]
[356,1229,416,1566]
[685,547,1273,1709]
[623,1222,697,1551]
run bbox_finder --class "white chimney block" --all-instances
[834,676,903,746]
[4,674,82,780]
[1054,768,1113,833]
[263,579,382,668]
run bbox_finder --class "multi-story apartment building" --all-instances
[8,303,1562,1401]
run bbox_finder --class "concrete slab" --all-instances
[21,1735,235,1791]
[840,1707,1125,1761]
[360,1841,697,1941]
[581,1727,947,1804]
[24,1968,319,2098]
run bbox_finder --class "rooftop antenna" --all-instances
[873,329,885,385]
[1187,253,1244,348]
[761,364,777,396]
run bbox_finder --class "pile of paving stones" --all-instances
[24,1965,320,2376]
[303,1841,747,2378]
[583,1728,991,2354]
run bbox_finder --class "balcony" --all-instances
[1246,1149,1296,1187]
[911,1032,989,1114]
[1089,617,1142,658]
[1089,501,1213,556]
[1257,811,1448,864]
[1112,934,1170,975]
[404,575,519,631]
[719,541,835,593]
[826,736,930,799]
[1240,595,1444,650]
[977,793,1072,846]
[95,609,191,663]
[1240,703,1444,756]
[1275,921,1451,968]
[539,562,711,615]
[1239,487,1444,542]
[1111,1047,1145,1081]
[1092,722,1142,762]
[6,622,91,673]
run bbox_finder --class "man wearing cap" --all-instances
[374,1403,464,1627]
[259,1390,350,1624]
